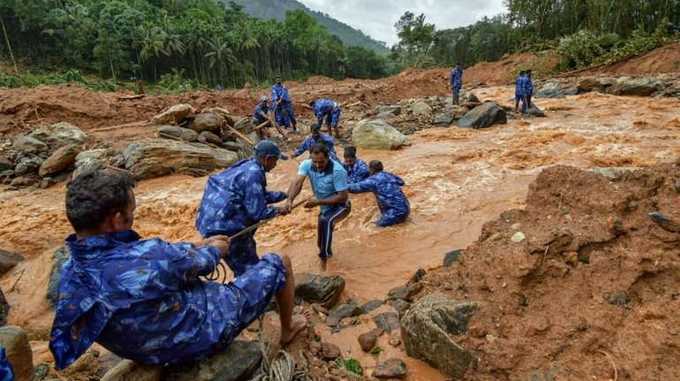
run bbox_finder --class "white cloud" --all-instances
[299,0,506,46]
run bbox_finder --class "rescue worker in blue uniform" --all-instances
[271,77,297,131]
[450,63,464,105]
[252,96,272,139]
[525,70,534,109]
[49,169,306,370]
[291,124,339,162]
[343,146,370,184]
[196,140,289,277]
[0,347,13,381]
[309,98,342,137]
[286,143,350,271]
[348,160,410,227]
[515,71,529,114]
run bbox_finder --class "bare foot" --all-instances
[280,314,308,346]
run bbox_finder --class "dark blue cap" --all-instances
[254,140,288,160]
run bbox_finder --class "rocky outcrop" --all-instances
[401,293,478,379]
[73,148,120,178]
[295,273,345,309]
[13,156,43,176]
[536,80,578,98]
[0,326,33,381]
[122,139,238,180]
[12,136,49,155]
[191,112,225,134]
[27,122,87,151]
[352,119,408,150]
[163,341,262,381]
[39,144,82,177]
[608,77,664,96]
[157,126,199,142]
[152,104,195,125]
[458,102,507,129]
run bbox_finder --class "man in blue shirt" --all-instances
[196,140,289,276]
[343,146,370,184]
[309,98,342,137]
[450,63,463,105]
[49,169,306,370]
[286,143,350,270]
[291,124,339,162]
[271,77,298,132]
[349,160,410,227]
[525,70,534,109]
[515,71,528,114]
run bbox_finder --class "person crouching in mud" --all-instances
[49,169,306,370]
[349,160,410,227]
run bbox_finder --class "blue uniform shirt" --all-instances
[271,84,291,104]
[298,159,348,212]
[253,102,270,124]
[516,75,528,98]
[451,67,463,89]
[292,134,338,161]
[196,158,286,238]
[348,171,410,226]
[345,159,370,184]
[525,76,534,96]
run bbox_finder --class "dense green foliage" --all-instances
[0,0,391,88]
[227,0,388,54]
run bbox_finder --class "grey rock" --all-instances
[649,211,680,233]
[0,326,33,381]
[401,293,478,378]
[358,329,382,352]
[13,135,49,155]
[39,144,82,177]
[444,250,463,267]
[10,176,39,187]
[536,80,578,98]
[164,341,262,381]
[387,283,422,302]
[101,360,160,381]
[352,119,407,150]
[373,358,407,379]
[295,273,345,309]
[373,312,400,333]
[608,77,664,96]
[388,299,411,318]
[360,300,384,314]
[591,167,635,181]
[409,100,432,117]
[198,131,223,146]
[433,113,454,126]
[158,126,199,142]
[123,139,238,180]
[458,102,507,129]
[0,249,24,276]
[47,247,70,307]
[526,104,546,117]
[375,105,401,117]
[28,122,87,151]
[0,156,14,172]
[191,112,225,134]
[327,302,362,327]
[73,148,119,178]
[152,104,195,125]
[14,156,43,176]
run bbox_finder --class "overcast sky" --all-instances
[299,0,507,46]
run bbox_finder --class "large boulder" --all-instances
[157,126,199,142]
[409,100,432,117]
[163,341,262,381]
[73,148,119,178]
[352,119,407,150]
[536,80,578,98]
[295,273,345,309]
[198,131,223,146]
[28,122,87,151]
[12,135,49,155]
[39,144,82,177]
[152,104,195,125]
[401,293,478,379]
[577,77,615,93]
[0,249,24,276]
[0,326,33,381]
[608,77,664,96]
[47,247,70,307]
[191,113,225,134]
[526,104,546,118]
[458,102,507,129]
[101,360,161,381]
[122,139,238,180]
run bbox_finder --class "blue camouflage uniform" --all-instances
[345,159,370,184]
[349,171,410,227]
[272,84,297,129]
[196,158,287,276]
[451,67,463,100]
[0,347,13,381]
[49,230,286,369]
[516,75,529,112]
[252,101,270,125]
[313,99,342,129]
[292,134,339,162]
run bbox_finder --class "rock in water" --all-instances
[358,329,382,352]
[295,273,345,309]
[28,122,87,151]
[608,77,663,96]
[577,77,615,93]
[373,358,408,379]
[158,126,199,142]
[39,144,82,177]
[164,341,262,381]
[0,326,33,381]
[401,293,478,378]
[123,139,238,180]
[526,104,546,117]
[0,250,24,276]
[191,112,225,134]
[101,360,161,381]
[152,104,195,125]
[352,119,407,150]
[458,102,507,129]
[535,80,578,98]
[47,247,70,307]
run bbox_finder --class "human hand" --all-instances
[277,205,291,216]
[203,235,230,257]
[304,198,319,209]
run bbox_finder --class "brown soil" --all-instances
[580,42,680,76]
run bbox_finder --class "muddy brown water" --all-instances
[1,86,679,379]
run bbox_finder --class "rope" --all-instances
[251,316,312,381]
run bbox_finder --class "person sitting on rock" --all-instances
[49,168,306,370]
[343,146,370,184]
[196,140,290,277]
[308,98,342,137]
[291,123,339,162]
[348,160,410,227]
[271,77,298,132]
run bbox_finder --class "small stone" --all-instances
[388,299,411,317]
[387,283,422,302]
[389,331,402,347]
[444,250,463,267]
[511,232,526,243]
[409,268,427,284]
[326,302,362,327]
[320,342,341,361]
[511,223,521,230]
[360,300,384,314]
[358,329,382,352]
[295,273,345,309]
[373,358,408,379]
[607,291,631,307]
[373,312,401,333]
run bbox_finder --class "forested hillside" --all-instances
[226,0,389,54]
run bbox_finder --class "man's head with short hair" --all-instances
[259,96,268,105]
[310,143,330,172]
[343,146,357,167]
[254,140,286,172]
[520,70,526,76]
[456,62,461,67]
[368,160,383,175]
[66,169,136,236]
[311,124,321,139]
[275,76,281,84]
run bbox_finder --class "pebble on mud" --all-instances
[373,358,408,379]
[320,342,341,361]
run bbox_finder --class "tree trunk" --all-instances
[0,15,18,74]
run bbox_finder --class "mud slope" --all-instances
[417,163,680,380]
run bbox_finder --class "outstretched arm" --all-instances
[286,174,306,209]
[348,177,376,194]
